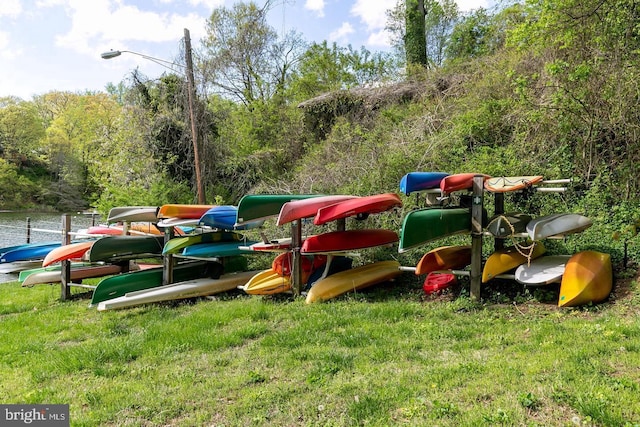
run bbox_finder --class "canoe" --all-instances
[313,193,402,225]
[107,206,159,223]
[423,272,457,294]
[96,270,260,311]
[558,251,612,307]
[514,255,571,286]
[482,242,546,283]
[87,235,164,262]
[162,231,243,255]
[305,260,402,303]
[398,207,471,253]
[526,213,593,241]
[158,204,215,219]
[486,212,532,238]
[240,269,292,295]
[301,229,399,254]
[484,175,544,193]
[22,264,123,287]
[236,194,322,224]
[81,224,162,236]
[440,173,490,195]
[0,242,61,263]
[415,245,472,275]
[198,205,265,230]
[19,262,90,281]
[42,241,94,266]
[276,195,358,226]
[90,260,215,305]
[0,260,45,273]
[399,172,449,195]
[179,240,257,259]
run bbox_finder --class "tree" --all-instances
[405,0,428,67]
[200,1,304,106]
[0,98,46,167]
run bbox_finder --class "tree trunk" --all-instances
[405,0,427,67]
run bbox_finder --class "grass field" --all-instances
[1,268,639,426]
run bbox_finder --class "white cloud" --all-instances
[328,22,354,44]
[457,0,490,12]
[187,0,225,8]
[52,0,208,55]
[350,0,395,31]
[0,0,22,17]
[366,29,391,49]
[305,0,325,18]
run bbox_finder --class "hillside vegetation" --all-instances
[0,0,638,264]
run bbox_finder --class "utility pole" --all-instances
[184,28,205,204]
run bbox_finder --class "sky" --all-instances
[0,0,490,100]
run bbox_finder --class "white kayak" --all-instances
[526,213,592,241]
[514,255,571,286]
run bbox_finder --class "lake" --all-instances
[0,211,104,283]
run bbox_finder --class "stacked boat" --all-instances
[398,171,612,307]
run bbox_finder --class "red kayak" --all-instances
[440,173,490,195]
[313,193,402,225]
[301,229,399,254]
[276,195,358,226]
[423,272,457,294]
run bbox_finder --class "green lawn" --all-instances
[1,271,639,426]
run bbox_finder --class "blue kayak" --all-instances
[0,241,61,263]
[399,172,449,195]
[198,205,264,230]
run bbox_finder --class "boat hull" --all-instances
[42,241,94,266]
[305,260,402,303]
[0,242,61,263]
[90,260,216,305]
[277,195,357,226]
[179,240,256,259]
[514,255,570,286]
[241,269,292,295]
[415,245,472,275]
[88,235,164,262]
[198,205,265,230]
[484,175,544,193]
[440,173,490,195]
[107,206,159,223]
[558,251,612,307]
[22,264,123,287]
[236,194,322,224]
[97,270,260,311]
[399,208,471,253]
[482,243,546,283]
[486,212,532,238]
[313,193,402,225]
[158,204,215,219]
[526,213,593,241]
[163,231,243,255]
[399,172,449,195]
[301,229,398,254]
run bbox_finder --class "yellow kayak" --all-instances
[305,260,402,303]
[482,242,546,283]
[558,251,612,307]
[241,269,291,295]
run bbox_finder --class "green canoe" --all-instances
[88,235,164,262]
[163,231,244,255]
[236,194,323,225]
[399,207,471,253]
[90,260,219,306]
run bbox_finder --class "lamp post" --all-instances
[101,28,205,204]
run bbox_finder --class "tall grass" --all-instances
[1,274,639,426]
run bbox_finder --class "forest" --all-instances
[0,0,638,263]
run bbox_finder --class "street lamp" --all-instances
[100,28,205,204]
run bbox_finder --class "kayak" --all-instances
[482,242,546,283]
[236,194,322,224]
[301,229,399,254]
[415,245,472,275]
[313,193,402,225]
[276,195,357,226]
[198,205,265,230]
[107,206,159,223]
[162,231,243,255]
[558,251,612,307]
[87,235,164,262]
[484,175,544,193]
[399,208,471,253]
[42,241,94,266]
[399,172,449,195]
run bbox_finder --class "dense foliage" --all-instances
[0,0,637,261]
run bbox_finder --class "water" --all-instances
[0,212,103,283]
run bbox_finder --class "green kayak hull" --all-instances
[88,235,164,262]
[399,208,471,253]
[90,260,219,306]
[236,194,323,224]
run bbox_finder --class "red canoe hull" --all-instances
[301,229,399,254]
[313,193,402,225]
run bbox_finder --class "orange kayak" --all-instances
[415,245,471,275]
[158,204,215,219]
[42,241,94,267]
[558,251,612,307]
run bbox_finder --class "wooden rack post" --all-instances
[60,214,71,301]
[493,193,505,251]
[26,217,31,243]
[291,220,302,296]
[470,176,485,301]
